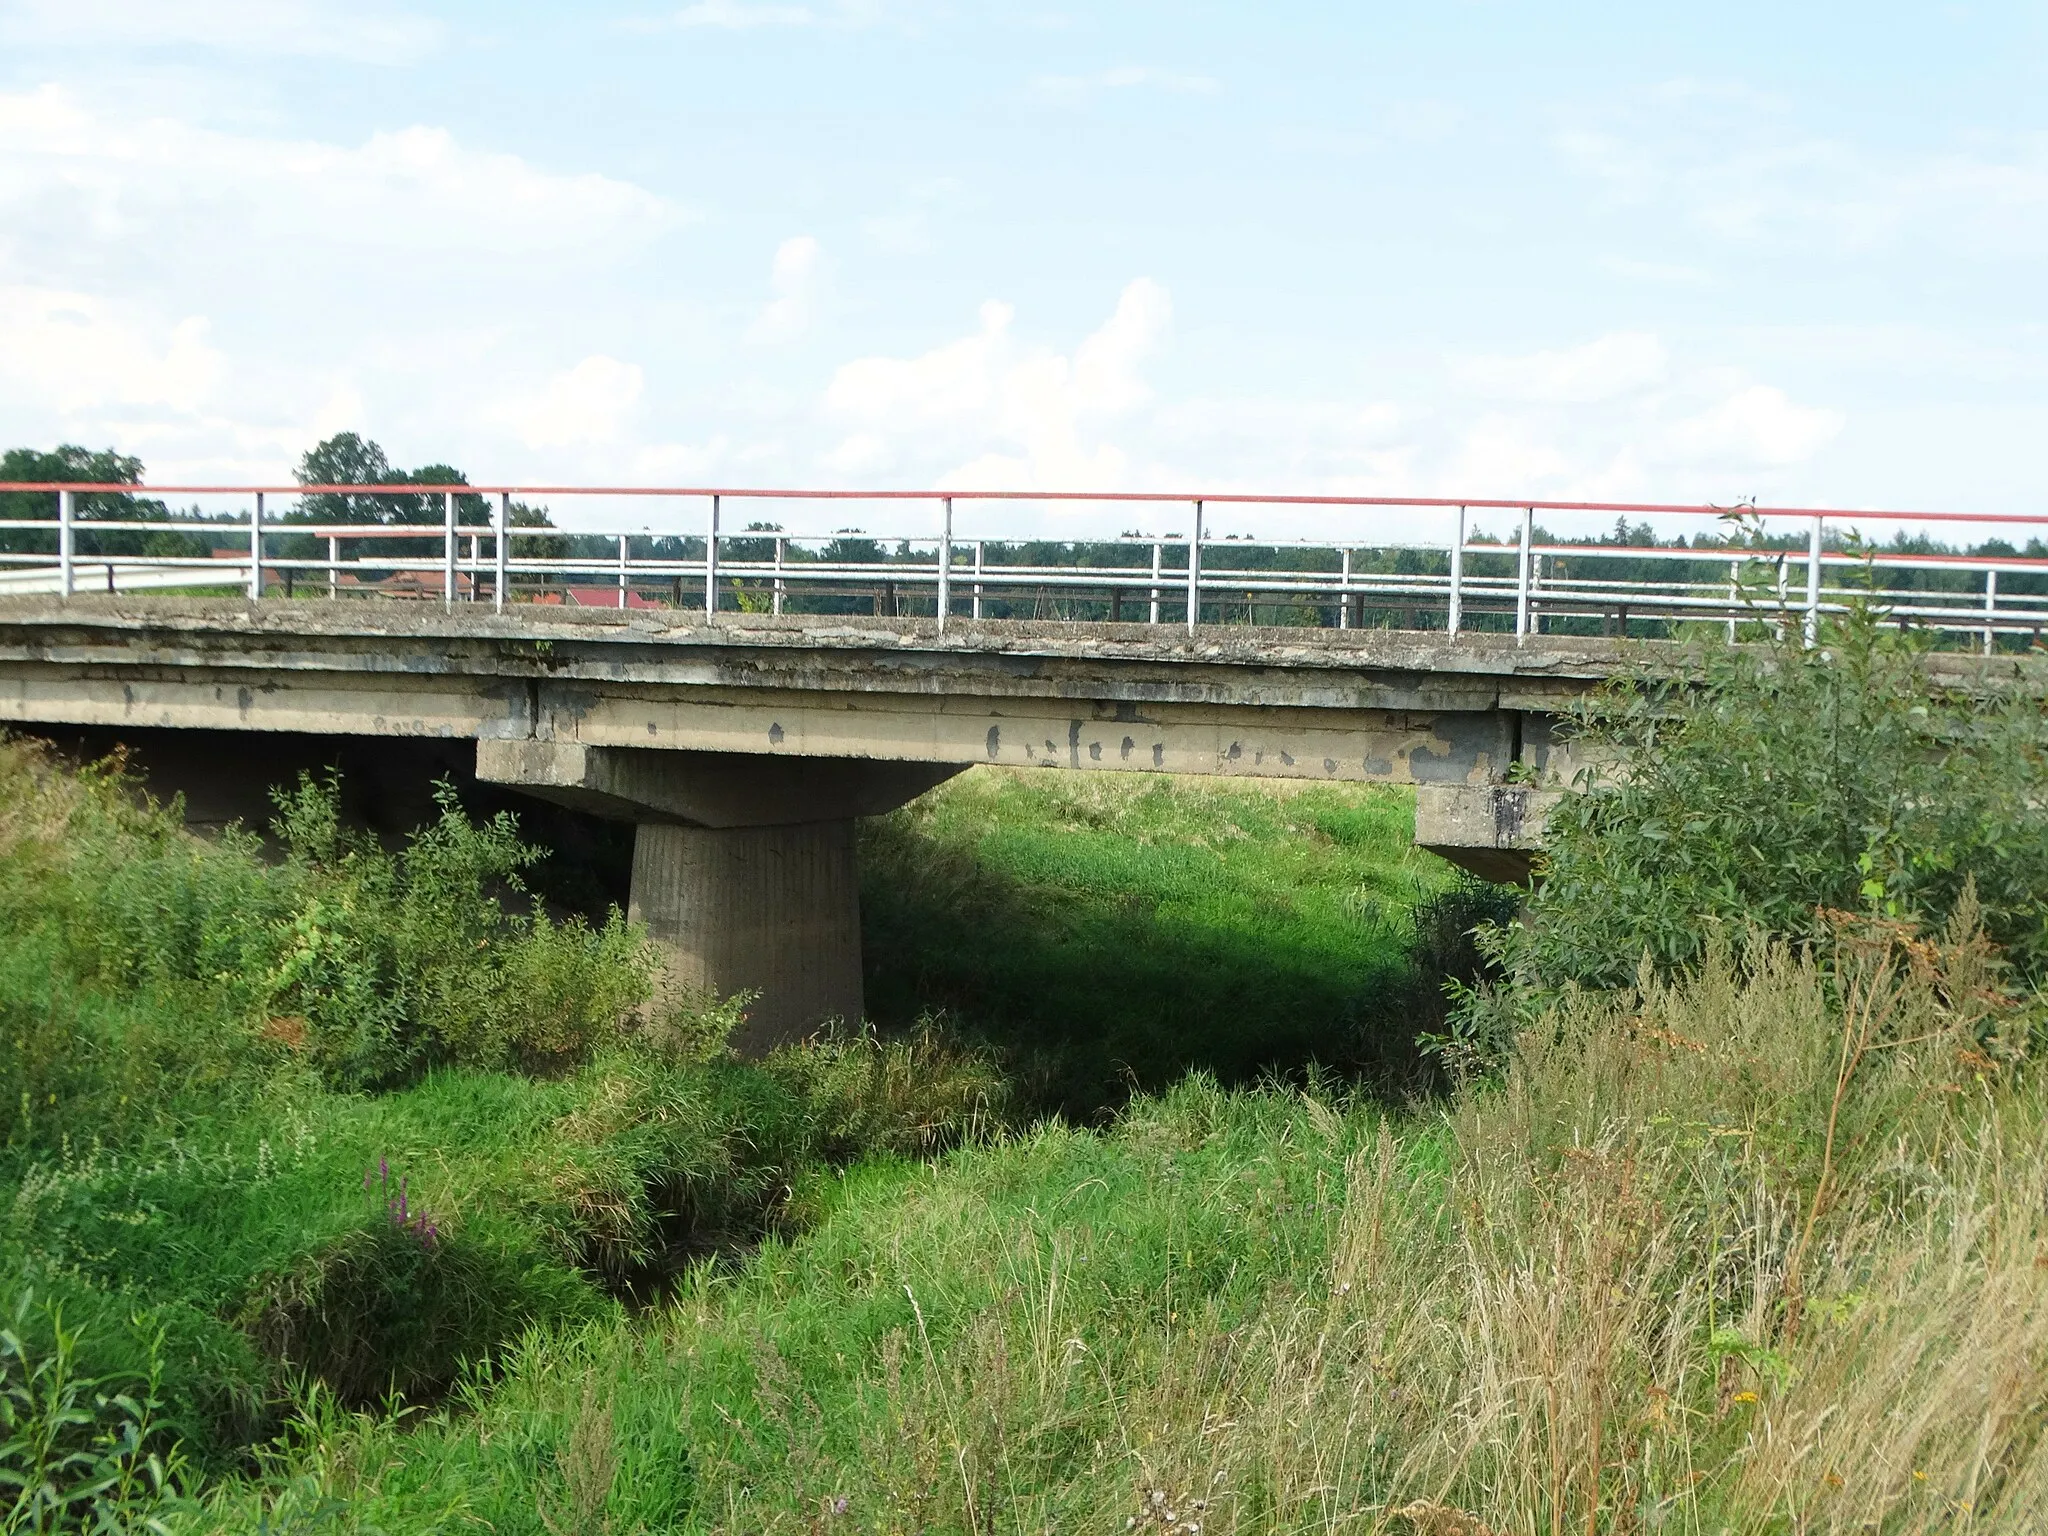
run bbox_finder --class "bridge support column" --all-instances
[476,740,963,1053]
[629,819,863,1055]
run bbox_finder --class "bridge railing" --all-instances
[2,485,2046,652]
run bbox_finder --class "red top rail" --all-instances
[3,483,2046,529]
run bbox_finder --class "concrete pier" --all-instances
[629,820,864,1053]
[474,741,962,1049]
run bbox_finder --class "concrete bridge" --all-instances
[0,596,1619,1044]
[6,480,2044,1046]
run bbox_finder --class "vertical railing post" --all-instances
[1726,559,1739,643]
[250,492,266,600]
[704,494,720,617]
[494,492,510,613]
[937,496,953,633]
[617,534,629,609]
[1514,505,1533,641]
[1185,500,1204,634]
[328,535,340,600]
[1148,541,1162,624]
[1984,569,1999,657]
[1447,504,1466,637]
[1803,514,1824,646]
[772,537,786,616]
[440,490,455,608]
[1338,547,1352,630]
[972,541,985,620]
[1531,553,1544,637]
[57,488,75,599]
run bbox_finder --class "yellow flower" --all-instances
[1731,1391,1759,1404]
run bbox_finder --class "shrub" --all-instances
[0,1295,190,1533]
[263,775,655,1086]
[1503,613,2048,998]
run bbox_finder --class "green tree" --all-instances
[0,446,209,561]
[279,434,555,589]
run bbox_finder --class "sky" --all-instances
[1,1,2045,541]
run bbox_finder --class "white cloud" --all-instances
[495,356,646,450]
[746,235,823,344]
[823,279,1171,489]
[1,0,441,63]
[0,86,681,261]
[1557,94,2048,259]
[1447,414,1574,494]
[1072,277,1171,412]
[1030,65,1218,101]
[0,285,223,411]
[1457,332,1668,403]
[823,432,894,475]
[826,299,1012,424]
[1659,385,1844,467]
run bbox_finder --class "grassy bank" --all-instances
[8,617,2047,1533]
[203,918,2048,1533]
[861,770,1467,1116]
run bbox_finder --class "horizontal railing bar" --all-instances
[6,482,2048,529]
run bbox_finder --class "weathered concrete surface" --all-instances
[1414,783,1570,884]
[475,740,963,827]
[0,597,1643,788]
[629,819,864,1050]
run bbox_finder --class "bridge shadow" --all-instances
[856,777,1468,1123]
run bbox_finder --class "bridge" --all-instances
[3,482,2043,1045]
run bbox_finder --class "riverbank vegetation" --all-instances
[3,614,2046,1532]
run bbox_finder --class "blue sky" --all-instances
[1,1,2044,538]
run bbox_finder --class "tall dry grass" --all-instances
[678,911,2048,1534]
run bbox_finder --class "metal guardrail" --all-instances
[3,484,2046,653]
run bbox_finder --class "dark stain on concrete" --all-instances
[1068,719,1082,769]
[1120,735,1134,761]
[1364,753,1394,777]
[1088,740,1102,761]
[985,725,1001,759]
[768,722,785,744]
[1280,750,1295,766]
[1323,757,1338,775]
[235,686,253,717]
[1225,740,1242,762]
[1152,742,1164,768]
[1406,712,1500,784]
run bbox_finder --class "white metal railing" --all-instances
[3,484,2047,653]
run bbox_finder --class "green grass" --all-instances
[26,712,2043,1534]
[0,737,1006,1503]
[194,923,2048,1533]
[862,769,1455,1117]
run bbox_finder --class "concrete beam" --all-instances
[474,739,962,827]
[1414,783,1567,885]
